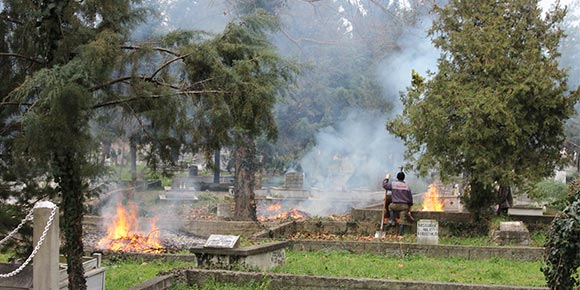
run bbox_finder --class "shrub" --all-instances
[526,179,568,210]
[542,183,580,289]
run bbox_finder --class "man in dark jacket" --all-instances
[382,171,413,236]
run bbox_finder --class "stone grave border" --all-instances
[107,238,545,290]
[131,268,548,290]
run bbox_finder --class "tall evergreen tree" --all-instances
[181,11,297,220]
[0,1,149,289]
[388,0,579,219]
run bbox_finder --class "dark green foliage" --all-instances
[181,11,296,219]
[543,187,580,289]
[388,0,579,219]
[526,179,568,210]
[1,1,149,289]
[439,221,489,237]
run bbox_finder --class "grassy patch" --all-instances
[104,258,193,289]
[106,250,546,288]
[439,233,546,247]
[0,252,13,263]
[171,278,270,290]
[439,235,494,246]
[272,251,546,287]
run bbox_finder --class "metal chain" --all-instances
[0,209,34,246]
[0,205,57,279]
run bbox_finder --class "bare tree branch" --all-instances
[0,101,33,107]
[121,45,180,56]
[0,15,23,25]
[90,76,134,92]
[150,53,191,80]
[0,52,44,65]
[91,90,224,110]
[280,28,341,47]
[91,96,162,109]
[367,0,406,27]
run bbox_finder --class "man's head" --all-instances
[396,172,405,181]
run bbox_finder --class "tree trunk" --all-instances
[462,178,496,221]
[233,135,257,221]
[56,152,87,290]
[214,148,221,184]
[130,140,137,182]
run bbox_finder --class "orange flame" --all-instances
[421,183,444,212]
[266,203,282,211]
[96,202,163,253]
[258,208,308,222]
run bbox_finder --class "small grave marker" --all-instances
[204,235,240,249]
[493,221,531,246]
[416,219,438,245]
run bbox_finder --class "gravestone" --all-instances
[204,234,240,249]
[216,203,232,219]
[284,172,304,189]
[416,219,439,245]
[189,166,199,177]
[492,221,531,246]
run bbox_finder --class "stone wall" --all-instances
[296,220,374,236]
[184,269,548,290]
[289,240,544,262]
[351,209,475,223]
[129,274,175,290]
[190,241,289,271]
[253,221,297,239]
[181,220,265,238]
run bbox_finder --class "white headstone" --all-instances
[204,235,240,249]
[416,219,439,245]
[499,221,526,232]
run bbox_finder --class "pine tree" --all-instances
[388,0,579,219]
[180,10,297,220]
[1,1,149,289]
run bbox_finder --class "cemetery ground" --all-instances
[0,185,553,289]
[103,251,546,289]
[82,188,550,289]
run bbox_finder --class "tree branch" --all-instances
[280,28,341,47]
[150,53,191,80]
[91,95,161,109]
[90,76,134,92]
[0,52,44,65]
[121,45,180,57]
[0,101,33,107]
[91,90,224,110]
[367,0,406,27]
[0,15,23,25]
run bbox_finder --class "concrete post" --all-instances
[33,201,59,290]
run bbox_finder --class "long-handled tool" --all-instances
[374,192,388,239]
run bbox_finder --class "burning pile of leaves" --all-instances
[94,201,206,253]
[257,202,312,222]
[257,208,311,222]
[326,214,352,221]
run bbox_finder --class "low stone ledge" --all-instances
[253,221,297,239]
[129,274,175,290]
[289,240,545,261]
[189,241,289,271]
[189,240,289,256]
[184,269,548,290]
[89,250,198,263]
